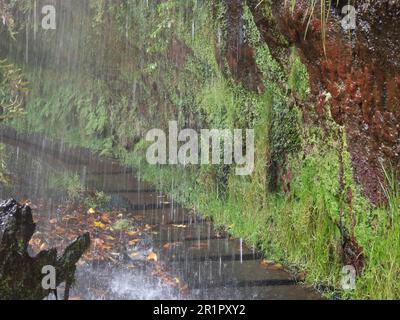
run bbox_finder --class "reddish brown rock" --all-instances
[267,1,400,204]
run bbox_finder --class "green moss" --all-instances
[288,49,311,99]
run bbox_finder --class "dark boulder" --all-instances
[0,199,90,300]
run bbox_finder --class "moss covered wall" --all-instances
[271,1,400,204]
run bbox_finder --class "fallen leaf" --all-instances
[93,238,105,247]
[102,245,113,251]
[261,260,283,270]
[180,284,189,292]
[128,239,140,246]
[62,215,78,222]
[261,259,273,267]
[87,208,96,214]
[129,252,139,258]
[93,220,107,229]
[49,218,58,225]
[55,226,66,235]
[147,251,158,262]
[101,213,111,224]
[163,242,182,250]
[272,263,283,270]
[172,224,187,228]
[296,272,306,282]
[105,254,117,264]
[69,296,82,300]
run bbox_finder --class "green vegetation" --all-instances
[0,144,9,185]
[50,173,111,210]
[2,0,399,299]
[113,219,132,232]
[0,59,27,122]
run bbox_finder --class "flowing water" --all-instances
[0,128,320,300]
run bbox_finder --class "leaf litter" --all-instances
[27,199,188,298]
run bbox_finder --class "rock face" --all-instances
[223,0,264,93]
[259,1,400,204]
[0,199,90,300]
[213,0,400,203]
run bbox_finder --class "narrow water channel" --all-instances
[0,129,320,300]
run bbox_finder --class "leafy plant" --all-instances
[0,59,28,122]
[85,191,112,211]
[0,144,9,185]
[112,219,131,232]
[50,173,111,210]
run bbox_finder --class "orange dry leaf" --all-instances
[93,238,105,247]
[163,242,182,250]
[261,259,273,267]
[147,251,158,262]
[55,226,66,235]
[260,259,283,270]
[101,213,111,224]
[126,231,138,237]
[62,215,78,222]
[101,244,113,251]
[128,239,140,246]
[270,263,284,270]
